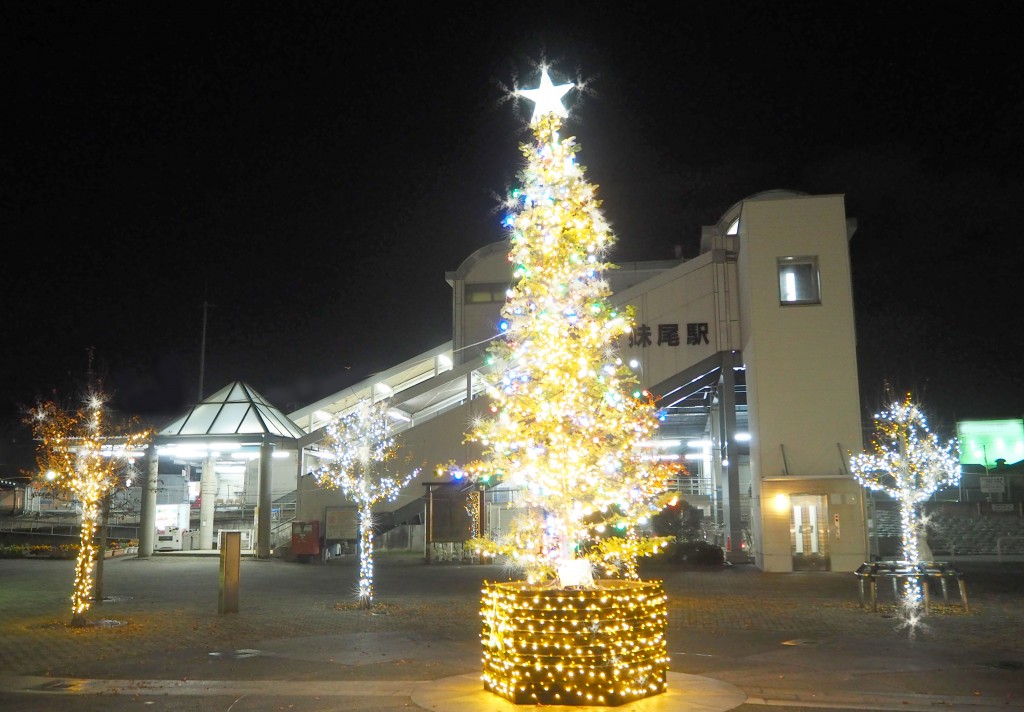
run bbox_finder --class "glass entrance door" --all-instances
[790,494,830,571]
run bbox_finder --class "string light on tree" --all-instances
[465,489,481,539]
[463,65,678,706]
[849,393,961,612]
[465,66,677,584]
[313,399,420,609]
[27,386,152,627]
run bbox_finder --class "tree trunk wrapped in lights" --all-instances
[313,399,420,609]
[461,67,679,706]
[27,386,151,627]
[849,393,961,612]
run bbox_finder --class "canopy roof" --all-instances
[160,381,305,440]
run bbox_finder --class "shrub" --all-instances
[668,540,725,567]
[0,543,79,559]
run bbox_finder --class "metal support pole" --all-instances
[427,485,435,564]
[138,444,158,558]
[257,442,273,558]
[720,351,743,563]
[199,454,217,550]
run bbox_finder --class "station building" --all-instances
[149,188,870,572]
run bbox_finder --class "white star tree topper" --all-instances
[518,68,574,124]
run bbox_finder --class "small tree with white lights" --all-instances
[27,383,151,626]
[313,399,420,609]
[849,393,960,609]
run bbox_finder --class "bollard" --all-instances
[219,531,241,614]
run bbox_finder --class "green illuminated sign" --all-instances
[956,419,1024,468]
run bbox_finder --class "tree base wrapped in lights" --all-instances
[481,579,669,707]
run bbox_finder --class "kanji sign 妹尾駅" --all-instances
[630,323,708,347]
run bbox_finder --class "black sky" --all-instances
[2,1,1022,467]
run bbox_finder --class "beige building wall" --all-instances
[735,192,867,571]
[448,243,686,376]
[617,251,739,388]
[447,242,513,365]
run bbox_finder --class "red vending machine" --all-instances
[290,520,321,562]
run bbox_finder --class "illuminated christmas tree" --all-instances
[466,67,677,587]
[849,393,960,609]
[313,399,420,608]
[27,385,151,626]
[468,66,676,707]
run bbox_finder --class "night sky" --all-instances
[2,2,1022,471]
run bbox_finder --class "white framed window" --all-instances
[777,256,820,305]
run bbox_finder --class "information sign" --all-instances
[980,476,1005,494]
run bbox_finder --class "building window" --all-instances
[777,256,820,305]
[466,283,510,304]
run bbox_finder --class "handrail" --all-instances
[270,516,296,549]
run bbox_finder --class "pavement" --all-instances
[0,551,1022,711]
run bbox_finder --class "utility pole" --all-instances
[198,300,212,401]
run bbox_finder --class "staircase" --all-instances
[867,500,1024,559]
[925,508,1024,556]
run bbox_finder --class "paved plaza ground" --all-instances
[0,552,1021,711]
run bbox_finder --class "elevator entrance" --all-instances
[790,494,830,571]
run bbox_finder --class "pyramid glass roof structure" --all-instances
[160,381,305,440]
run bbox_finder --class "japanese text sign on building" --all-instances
[629,323,708,348]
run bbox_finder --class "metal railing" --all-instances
[669,476,714,497]
[0,514,139,541]
[270,517,295,551]
[996,535,1024,559]
[0,515,80,538]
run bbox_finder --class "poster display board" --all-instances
[325,506,358,541]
